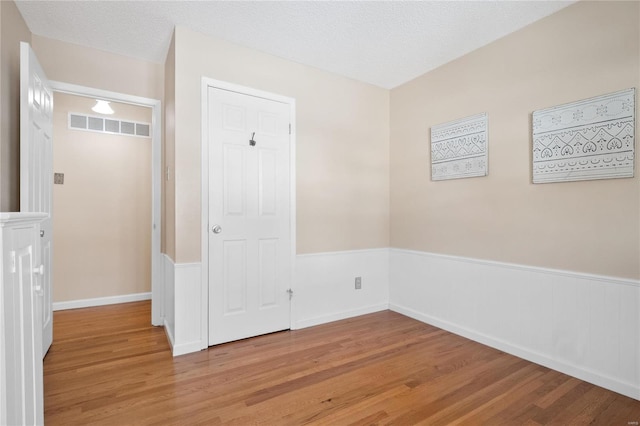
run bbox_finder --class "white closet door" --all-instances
[208,87,292,345]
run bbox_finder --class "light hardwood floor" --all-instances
[44,301,640,425]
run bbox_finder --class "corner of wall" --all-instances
[163,30,176,261]
[172,261,206,356]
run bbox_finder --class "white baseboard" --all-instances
[390,248,640,401]
[172,341,206,357]
[295,302,389,329]
[390,303,639,401]
[163,317,175,350]
[53,292,151,311]
[293,248,390,330]
[163,307,203,356]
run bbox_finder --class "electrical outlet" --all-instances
[355,277,362,290]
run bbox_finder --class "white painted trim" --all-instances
[49,81,164,326]
[172,341,206,357]
[200,79,209,349]
[201,78,297,347]
[163,318,175,351]
[390,303,639,401]
[50,82,160,108]
[289,101,298,333]
[0,213,47,227]
[53,292,152,311]
[173,262,205,356]
[201,79,296,105]
[174,262,201,270]
[162,254,175,353]
[391,248,640,287]
[297,247,390,259]
[295,303,389,329]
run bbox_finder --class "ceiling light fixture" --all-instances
[91,100,114,115]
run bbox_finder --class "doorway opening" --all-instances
[50,82,163,326]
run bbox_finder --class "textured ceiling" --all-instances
[15,1,574,89]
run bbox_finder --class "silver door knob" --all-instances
[212,225,222,234]
[33,264,44,276]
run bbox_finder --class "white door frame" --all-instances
[201,78,297,345]
[48,81,163,326]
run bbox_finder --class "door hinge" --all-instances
[289,123,291,135]
[9,251,15,273]
[286,288,293,300]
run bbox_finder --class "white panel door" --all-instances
[20,42,53,357]
[208,87,292,345]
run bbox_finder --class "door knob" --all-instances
[212,225,222,234]
[33,264,44,276]
[40,230,45,237]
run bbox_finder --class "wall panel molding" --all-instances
[389,248,640,400]
[392,248,639,287]
[173,262,205,356]
[163,254,175,352]
[293,248,390,329]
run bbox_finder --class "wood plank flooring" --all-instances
[44,301,640,425]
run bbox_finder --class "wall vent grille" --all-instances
[68,113,151,138]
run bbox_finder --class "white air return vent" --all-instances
[105,119,120,133]
[136,123,150,137]
[121,121,135,135]
[88,117,104,131]
[68,113,151,138]
[69,114,87,129]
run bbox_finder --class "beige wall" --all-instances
[52,93,152,301]
[31,35,163,101]
[0,0,30,211]
[171,27,390,263]
[390,1,640,279]
[31,34,167,257]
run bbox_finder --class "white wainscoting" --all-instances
[162,254,176,351]
[293,249,390,329]
[52,292,151,311]
[173,262,205,356]
[389,248,640,401]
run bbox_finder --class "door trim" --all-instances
[48,81,164,326]
[201,78,297,346]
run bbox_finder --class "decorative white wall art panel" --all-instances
[532,88,635,183]
[430,113,488,181]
